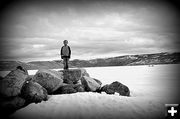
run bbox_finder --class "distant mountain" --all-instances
[0,52,180,71]
[69,52,180,67]
[0,60,64,71]
[0,61,39,71]
[28,60,64,69]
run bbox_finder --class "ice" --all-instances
[7,64,180,119]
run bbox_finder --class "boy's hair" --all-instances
[63,40,68,43]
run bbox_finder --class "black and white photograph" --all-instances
[0,0,180,119]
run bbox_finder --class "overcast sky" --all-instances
[0,0,179,62]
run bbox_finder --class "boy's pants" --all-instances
[63,58,69,69]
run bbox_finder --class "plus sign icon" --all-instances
[165,104,179,119]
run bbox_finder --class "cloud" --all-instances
[0,0,179,61]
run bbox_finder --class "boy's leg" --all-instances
[66,58,69,69]
[64,58,68,69]
[65,58,67,69]
[63,57,69,69]
[63,58,66,69]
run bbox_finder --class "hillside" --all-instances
[0,52,180,71]
[0,61,39,71]
[69,52,180,67]
[28,60,64,69]
[0,61,64,71]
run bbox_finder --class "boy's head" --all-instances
[63,40,68,46]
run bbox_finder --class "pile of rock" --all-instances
[101,81,130,96]
[0,66,130,116]
[58,69,101,93]
[0,66,29,115]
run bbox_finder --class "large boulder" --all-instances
[54,84,77,94]
[93,78,102,86]
[101,81,130,96]
[74,84,85,92]
[59,68,89,84]
[33,69,63,94]
[53,84,85,94]
[81,76,101,92]
[0,66,28,97]
[80,68,90,77]
[21,81,48,103]
[0,96,26,115]
[26,75,33,81]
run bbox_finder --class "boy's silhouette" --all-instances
[60,40,71,69]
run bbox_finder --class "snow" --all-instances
[10,93,166,119]
[6,64,180,119]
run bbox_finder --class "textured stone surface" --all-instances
[81,76,101,92]
[26,75,33,81]
[101,81,130,96]
[59,68,90,84]
[74,84,85,92]
[80,68,90,77]
[93,78,102,86]
[54,84,77,94]
[53,84,85,94]
[0,67,28,97]
[21,81,48,103]
[33,69,63,94]
[0,96,26,114]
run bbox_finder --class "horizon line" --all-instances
[0,51,178,63]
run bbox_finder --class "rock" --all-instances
[81,76,101,92]
[101,84,114,94]
[76,80,82,85]
[26,75,33,81]
[0,66,28,97]
[33,69,63,94]
[16,66,28,75]
[21,81,48,103]
[80,68,90,77]
[53,84,85,94]
[59,68,89,84]
[74,84,85,92]
[101,81,130,96]
[54,84,77,94]
[93,78,102,93]
[0,96,26,114]
[93,78,102,86]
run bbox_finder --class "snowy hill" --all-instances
[69,52,180,67]
[0,61,64,71]
[0,52,180,71]
[0,61,39,71]
[11,64,180,119]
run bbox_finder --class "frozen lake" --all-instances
[86,64,180,99]
[1,64,180,100]
[11,64,180,119]
[27,64,180,99]
[9,64,180,119]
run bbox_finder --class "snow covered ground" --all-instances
[4,64,180,119]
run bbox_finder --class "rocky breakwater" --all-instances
[54,69,101,94]
[32,69,64,94]
[0,66,28,115]
[0,66,130,117]
[0,67,49,117]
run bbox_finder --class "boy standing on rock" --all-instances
[61,40,71,70]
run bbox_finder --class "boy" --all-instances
[60,40,71,69]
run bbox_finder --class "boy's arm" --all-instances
[68,46,71,57]
[60,46,63,58]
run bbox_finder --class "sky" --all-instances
[0,0,179,62]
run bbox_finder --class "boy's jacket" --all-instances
[60,46,71,59]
